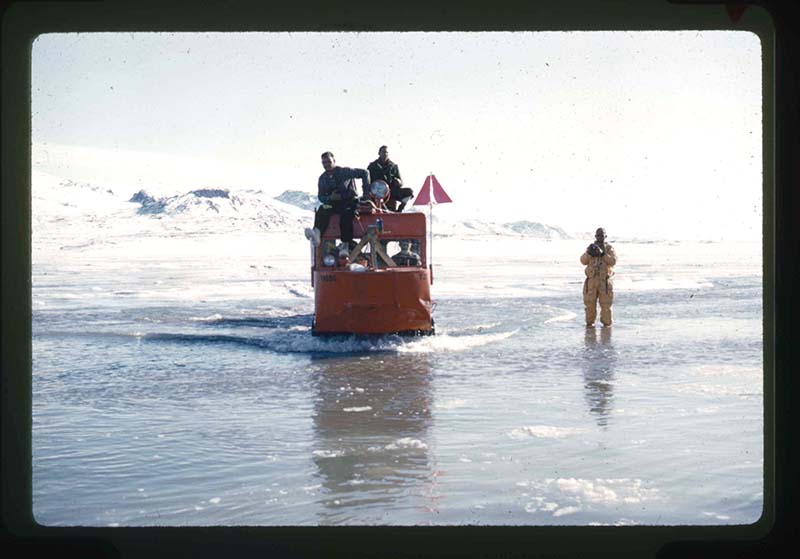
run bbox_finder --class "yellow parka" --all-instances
[580,243,617,279]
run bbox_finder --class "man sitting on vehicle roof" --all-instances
[367,145,413,212]
[391,240,421,267]
[305,151,371,250]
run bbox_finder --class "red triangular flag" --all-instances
[413,174,452,205]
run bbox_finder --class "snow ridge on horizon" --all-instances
[32,169,310,234]
[31,170,612,241]
[127,187,309,232]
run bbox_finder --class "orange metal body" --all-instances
[311,212,434,336]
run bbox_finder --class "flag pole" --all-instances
[428,174,434,282]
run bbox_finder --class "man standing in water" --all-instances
[305,151,371,250]
[367,145,413,212]
[580,227,617,327]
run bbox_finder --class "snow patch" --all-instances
[521,478,660,517]
[436,399,467,410]
[386,437,428,450]
[509,426,589,439]
[312,449,345,458]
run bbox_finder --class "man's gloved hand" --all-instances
[587,243,604,257]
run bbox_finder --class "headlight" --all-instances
[323,254,336,266]
[369,180,390,200]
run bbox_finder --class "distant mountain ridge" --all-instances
[505,220,571,239]
[433,218,572,239]
[33,170,724,243]
[130,188,235,215]
[274,190,318,212]
[127,187,309,232]
[33,172,573,239]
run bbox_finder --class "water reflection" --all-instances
[309,352,433,524]
[582,327,616,427]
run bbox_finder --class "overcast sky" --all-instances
[32,31,762,240]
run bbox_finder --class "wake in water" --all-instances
[119,298,587,356]
[140,316,521,356]
[32,299,581,357]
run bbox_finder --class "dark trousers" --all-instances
[388,186,414,211]
[313,199,358,243]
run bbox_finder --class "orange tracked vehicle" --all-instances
[310,210,435,336]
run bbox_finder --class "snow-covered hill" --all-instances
[428,215,572,240]
[32,166,574,246]
[274,190,318,212]
[33,170,312,238]
[128,188,311,233]
[30,170,316,266]
[32,171,132,217]
[505,220,571,240]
